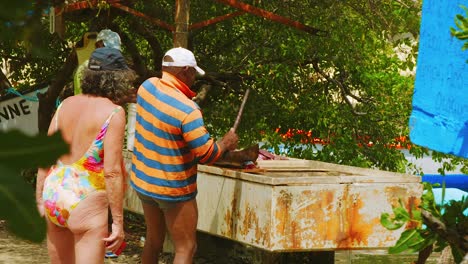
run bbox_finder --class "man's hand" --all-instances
[218,128,239,152]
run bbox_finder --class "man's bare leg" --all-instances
[164,199,198,264]
[141,202,166,264]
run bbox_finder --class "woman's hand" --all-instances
[36,168,48,217]
[102,222,125,253]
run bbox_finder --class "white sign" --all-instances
[0,88,48,136]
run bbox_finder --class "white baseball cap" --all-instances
[162,47,205,75]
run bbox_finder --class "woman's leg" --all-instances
[46,218,75,264]
[141,201,167,264]
[67,191,109,264]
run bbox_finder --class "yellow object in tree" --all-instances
[76,32,97,65]
[74,32,97,94]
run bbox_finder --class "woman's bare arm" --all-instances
[102,109,126,252]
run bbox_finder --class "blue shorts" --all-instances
[136,192,176,210]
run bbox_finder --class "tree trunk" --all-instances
[0,68,11,92]
[37,50,77,132]
[174,0,190,48]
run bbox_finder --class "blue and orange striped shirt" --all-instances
[130,72,223,202]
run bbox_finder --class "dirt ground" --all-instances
[0,213,448,264]
[0,210,258,264]
[0,211,248,264]
[0,213,166,264]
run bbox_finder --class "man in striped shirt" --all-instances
[130,47,238,264]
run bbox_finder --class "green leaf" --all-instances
[0,164,46,242]
[421,182,440,216]
[393,206,411,221]
[380,201,415,231]
[0,130,68,170]
[462,42,468,51]
[454,32,468,40]
[388,229,426,254]
[407,232,436,252]
[457,14,468,29]
[451,245,465,263]
[411,207,422,222]
[381,212,405,230]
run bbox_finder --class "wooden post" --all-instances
[174,0,190,48]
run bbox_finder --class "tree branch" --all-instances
[0,68,12,93]
[421,209,468,254]
[311,61,367,116]
[128,19,164,72]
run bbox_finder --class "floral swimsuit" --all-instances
[42,105,122,227]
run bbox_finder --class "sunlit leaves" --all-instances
[451,5,468,50]
[381,182,467,261]
[389,229,437,254]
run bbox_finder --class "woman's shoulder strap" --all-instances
[102,106,123,126]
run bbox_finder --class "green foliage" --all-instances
[389,229,437,254]
[3,1,467,260]
[0,0,69,90]
[431,151,468,176]
[0,1,31,22]
[381,200,422,231]
[381,182,467,263]
[1,0,426,173]
[451,5,468,50]
[0,130,68,242]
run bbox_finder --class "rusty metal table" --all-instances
[123,152,422,262]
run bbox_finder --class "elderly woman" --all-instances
[36,47,136,264]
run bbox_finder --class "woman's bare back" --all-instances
[50,95,121,165]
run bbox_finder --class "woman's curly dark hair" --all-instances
[81,68,137,105]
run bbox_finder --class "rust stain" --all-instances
[229,183,420,251]
[223,189,239,238]
[257,221,271,247]
[274,190,293,248]
[257,200,272,247]
[274,189,342,249]
[316,190,340,246]
[405,196,422,229]
[240,204,259,236]
[274,190,292,235]
[336,185,350,248]
[385,186,411,207]
[238,203,270,246]
[290,221,299,248]
[337,191,372,249]
[222,208,231,237]
[295,190,339,248]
